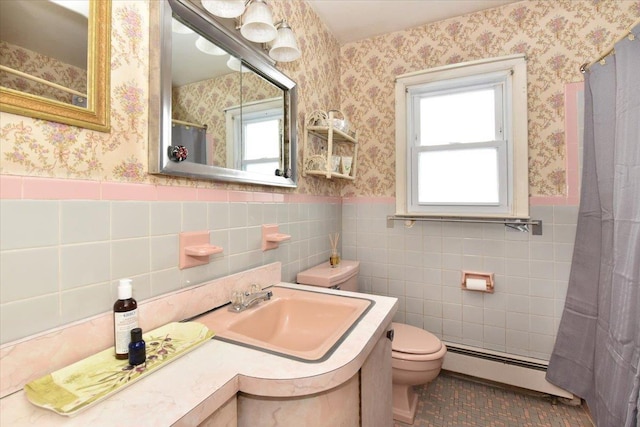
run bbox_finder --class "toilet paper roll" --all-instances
[466,278,487,291]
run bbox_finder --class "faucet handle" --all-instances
[249,283,261,294]
[231,290,245,308]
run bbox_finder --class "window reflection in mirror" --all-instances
[225,98,284,172]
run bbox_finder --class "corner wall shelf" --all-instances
[303,110,358,180]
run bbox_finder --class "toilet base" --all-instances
[392,383,419,424]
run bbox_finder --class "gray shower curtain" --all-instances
[172,124,208,165]
[546,25,640,427]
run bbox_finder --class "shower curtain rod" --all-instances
[0,65,85,97]
[580,17,640,73]
[171,118,207,129]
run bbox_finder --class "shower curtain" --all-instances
[546,25,640,427]
[172,124,208,165]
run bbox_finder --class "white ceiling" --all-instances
[306,0,521,44]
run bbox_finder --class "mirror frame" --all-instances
[149,0,298,188]
[0,0,111,132]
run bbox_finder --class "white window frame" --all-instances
[395,54,528,218]
[225,98,283,171]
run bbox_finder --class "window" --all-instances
[395,55,528,218]
[225,98,283,175]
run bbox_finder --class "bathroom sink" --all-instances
[196,286,373,362]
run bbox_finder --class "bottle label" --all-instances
[114,309,138,355]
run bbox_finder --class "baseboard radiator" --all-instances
[442,342,573,399]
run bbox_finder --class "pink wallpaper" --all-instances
[339,0,640,197]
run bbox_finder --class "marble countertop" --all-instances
[1,283,398,426]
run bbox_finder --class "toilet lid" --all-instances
[296,260,359,288]
[392,322,442,355]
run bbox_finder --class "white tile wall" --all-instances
[0,199,341,344]
[344,202,578,361]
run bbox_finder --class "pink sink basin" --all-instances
[197,286,373,362]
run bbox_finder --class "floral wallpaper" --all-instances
[0,0,342,195]
[3,1,635,197]
[339,0,640,197]
[172,72,282,169]
[1,2,150,182]
[0,41,87,104]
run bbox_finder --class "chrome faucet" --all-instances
[230,289,273,312]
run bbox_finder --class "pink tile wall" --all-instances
[0,176,340,204]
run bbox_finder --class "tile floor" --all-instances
[394,372,594,427]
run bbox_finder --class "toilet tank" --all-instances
[296,260,360,292]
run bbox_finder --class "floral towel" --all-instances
[25,322,214,416]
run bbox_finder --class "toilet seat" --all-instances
[391,322,446,361]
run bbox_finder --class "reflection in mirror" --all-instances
[0,1,88,105]
[149,0,297,187]
[0,0,110,132]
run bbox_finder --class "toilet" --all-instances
[297,260,447,425]
[296,260,360,291]
[391,322,447,424]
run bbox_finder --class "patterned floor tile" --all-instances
[393,372,594,427]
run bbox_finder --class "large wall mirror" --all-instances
[149,0,298,187]
[0,0,111,132]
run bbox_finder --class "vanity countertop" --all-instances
[0,283,398,426]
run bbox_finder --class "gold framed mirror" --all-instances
[0,0,111,132]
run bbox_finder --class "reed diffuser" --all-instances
[329,232,340,268]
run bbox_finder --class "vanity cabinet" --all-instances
[237,375,360,426]
[361,326,393,426]
[234,322,393,427]
[199,396,237,427]
[303,111,358,180]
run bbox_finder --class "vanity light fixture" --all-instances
[240,0,277,43]
[201,0,301,63]
[172,17,193,34]
[227,56,250,72]
[269,20,301,62]
[201,0,246,19]
[195,36,227,55]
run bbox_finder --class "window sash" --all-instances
[410,76,506,141]
[409,141,509,213]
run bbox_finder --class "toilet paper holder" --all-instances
[461,271,494,293]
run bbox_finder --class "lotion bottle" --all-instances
[114,278,138,360]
